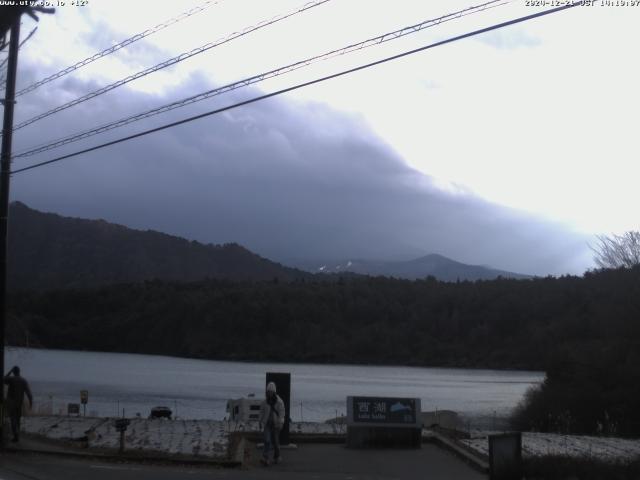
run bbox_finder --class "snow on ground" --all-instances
[461,432,640,462]
[90,418,229,457]
[290,421,346,435]
[21,416,346,459]
[22,416,231,458]
[27,415,640,463]
[206,420,346,436]
[22,416,103,441]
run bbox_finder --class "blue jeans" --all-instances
[263,423,281,460]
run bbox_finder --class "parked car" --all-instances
[149,406,172,419]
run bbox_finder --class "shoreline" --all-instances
[7,345,547,375]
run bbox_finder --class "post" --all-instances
[0,17,21,449]
[80,389,88,417]
[114,418,130,454]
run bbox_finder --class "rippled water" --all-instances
[6,347,543,428]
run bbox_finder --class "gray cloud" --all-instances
[10,65,593,276]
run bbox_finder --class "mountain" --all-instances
[300,254,530,281]
[8,202,309,290]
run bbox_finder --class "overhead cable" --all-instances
[10,2,581,176]
[15,0,221,97]
[18,26,38,50]
[2,26,37,71]
[0,26,37,90]
[11,0,332,132]
[13,0,507,159]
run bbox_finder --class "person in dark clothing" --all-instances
[4,366,33,442]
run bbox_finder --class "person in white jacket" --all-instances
[259,381,285,466]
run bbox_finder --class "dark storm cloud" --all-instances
[10,67,592,276]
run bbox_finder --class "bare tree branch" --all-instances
[590,231,640,269]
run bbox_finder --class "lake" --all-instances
[6,347,543,429]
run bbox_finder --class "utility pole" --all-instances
[0,5,53,448]
[0,14,21,449]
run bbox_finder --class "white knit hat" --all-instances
[266,381,277,393]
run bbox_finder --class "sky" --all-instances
[3,0,639,275]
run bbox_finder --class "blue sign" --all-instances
[351,397,417,425]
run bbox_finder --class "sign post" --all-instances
[80,390,88,417]
[114,418,131,454]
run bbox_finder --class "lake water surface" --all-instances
[6,347,543,428]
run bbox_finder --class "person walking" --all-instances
[259,381,285,466]
[3,366,33,442]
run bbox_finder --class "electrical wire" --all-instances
[12,0,507,159]
[11,0,332,132]
[0,27,37,91]
[18,26,38,50]
[10,2,581,176]
[15,0,221,97]
[0,52,8,72]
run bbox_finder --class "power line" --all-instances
[11,0,332,132]
[0,26,37,90]
[14,0,220,97]
[2,26,37,66]
[18,26,38,49]
[0,51,8,71]
[13,0,507,160]
[10,2,581,176]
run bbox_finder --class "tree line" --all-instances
[7,266,640,435]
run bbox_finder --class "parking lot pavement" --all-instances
[1,442,486,480]
[245,442,487,479]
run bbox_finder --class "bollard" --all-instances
[489,432,522,480]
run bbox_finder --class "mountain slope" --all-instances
[8,202,308,290]
[307,254,530,281]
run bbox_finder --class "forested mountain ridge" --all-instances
[9,202,533,289]
[8,201,308,290]
[8,266,639,372]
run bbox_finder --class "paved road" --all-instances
[0,443,486,480]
